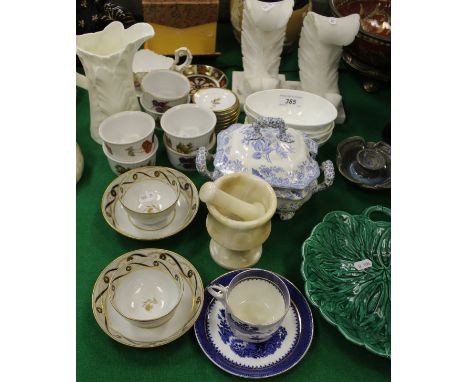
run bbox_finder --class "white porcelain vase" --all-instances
[298,12,360,124]
[241,0,294,95]
[76,22,155,143]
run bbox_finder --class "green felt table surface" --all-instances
[77,22,390,382]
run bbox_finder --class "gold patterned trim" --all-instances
[91,248,204,348]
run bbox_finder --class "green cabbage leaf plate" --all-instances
[301,206,391,357]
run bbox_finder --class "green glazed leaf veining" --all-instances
[301,206,391,357]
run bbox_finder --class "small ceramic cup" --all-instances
[207,268,290,343]
[103,137,158,175]
[161,104,216,153]
[133,47,193,93]
[108,254,184,328]
[98,111,156,161]
[119,168,180,230]
[164,131,215,172]
[141,69,191,113]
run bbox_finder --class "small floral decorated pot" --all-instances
[99,111,156,162]
[103,136,158,176]
[196,117,335,220]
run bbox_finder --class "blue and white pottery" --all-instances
[206,269,290,343]
[196,117,335,220]
[194,270,314,378]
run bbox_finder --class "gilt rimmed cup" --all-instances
[207,268,290,343]
[141,69,191,113]
[108,254,184,328]
[161,104,216,153]
[119,168,180,230]
[98,111,156,161]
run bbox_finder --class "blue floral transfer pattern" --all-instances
[212,124,321,190]
[217,309,287,359]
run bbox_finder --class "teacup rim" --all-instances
[225,268,291,327]
[110,266,184,323]
[141,69,190,101]
[119,170,181,215]
[98,111,155,146]
[160,104,216,139]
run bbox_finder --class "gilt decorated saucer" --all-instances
[101,166,199,240]
[92,248,204,348]
[194,270,314,378]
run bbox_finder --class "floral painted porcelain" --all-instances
[301,206,391,357]
[182,65,228,96]
[92,248,203,347]
[196,117,335,220]
[194,270,314,378]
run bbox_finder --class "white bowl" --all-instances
[161,104,216,152]
[119,168,180,230]
[164,132,216,172]
[245,89,337,131]
[109,260,184,328]
[103,138,158,176]
[141,69,190,111]
[98,111,156,161]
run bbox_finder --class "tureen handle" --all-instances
[312,160,335,193]
[303,134,318,159]
[251,117,294,143]
[196,146,215,180]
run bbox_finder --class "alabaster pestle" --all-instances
[199,182,265,221]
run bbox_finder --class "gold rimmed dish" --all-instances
[92,248,204,348]
[101,166,199,240]
[182,65,228,96]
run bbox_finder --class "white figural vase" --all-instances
[233,0,294,106]
[298,12,360,124]
[76,22,155,143]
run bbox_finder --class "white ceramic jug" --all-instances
[76,22,155,143]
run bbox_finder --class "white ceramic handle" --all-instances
[207,285,228,301]
[76,72,89,90]
[172,47,193,72]
[199,182,265,221]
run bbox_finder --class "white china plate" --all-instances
[101,167,199,240]
[92,248,204,348]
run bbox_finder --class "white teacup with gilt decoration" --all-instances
[108,254,184,328]
[119,168,180,230]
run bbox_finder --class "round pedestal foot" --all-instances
[209,240,262,270]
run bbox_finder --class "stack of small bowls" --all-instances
[108,250,185,328]
[99,111,158,175]
[244,89,338,146]
[139,69,191,128]
[192,88,240,133]
[161,104,217,171]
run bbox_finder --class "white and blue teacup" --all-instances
[207,269,290,343]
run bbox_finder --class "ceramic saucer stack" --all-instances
[92,248,204,348]
[101,166,199,240]
[193,88,241,133]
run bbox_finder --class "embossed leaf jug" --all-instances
[76,21,154,143]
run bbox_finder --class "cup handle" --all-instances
[207,284,228,301]
[172,47,193,72]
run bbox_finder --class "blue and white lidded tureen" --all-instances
[196,117,334,220]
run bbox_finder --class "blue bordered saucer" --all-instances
[194,270,314,378]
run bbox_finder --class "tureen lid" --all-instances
[213,117,320,190]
